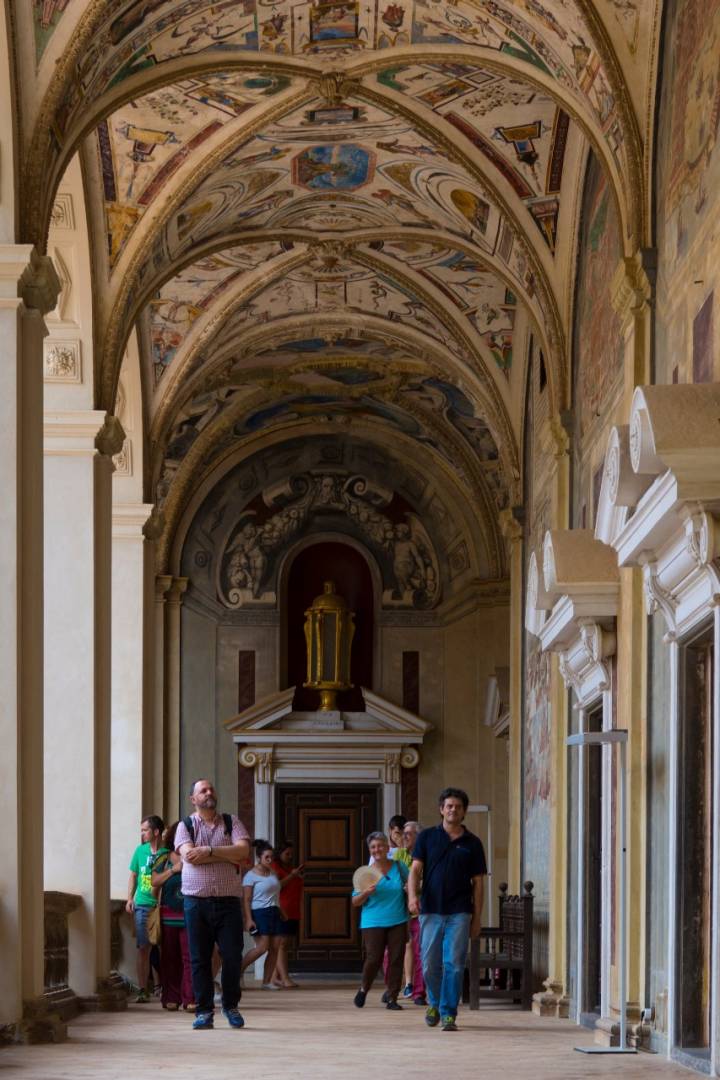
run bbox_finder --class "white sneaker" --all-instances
[261,982,281,990]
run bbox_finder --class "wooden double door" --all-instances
[275,785,380,972]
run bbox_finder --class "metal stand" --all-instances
[566,730,637,1055]
[467,803,492,924]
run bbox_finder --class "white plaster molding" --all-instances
[112,438,132,476]
[44,410,126,458]
[50,194,75,231]
[484,668,510,737]
[595,425,651,547]
[525,549,554,637]
[598,384,720,637]
[534,530,619,708]
[111,503,154,539]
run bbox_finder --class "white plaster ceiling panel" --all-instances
[96,72,294,269]
[378,64,569,253]
[148,240,287,386]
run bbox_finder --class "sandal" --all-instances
[163,1003,180,1011]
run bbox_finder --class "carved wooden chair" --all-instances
[463,881,534,1010]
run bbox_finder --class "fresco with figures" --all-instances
[655,0,720,385]
[572,151,623,443]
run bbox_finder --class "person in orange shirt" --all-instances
[269,840,305,988]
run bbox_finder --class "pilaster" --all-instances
[43,407,126,1008]
[0,246,63,1041]
[150,573,172,819]
[536,417,571,1017]
[110,502,153,898]
[499,507,523,893]
[165,576,188,822]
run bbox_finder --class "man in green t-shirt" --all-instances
[127,816,167,1003]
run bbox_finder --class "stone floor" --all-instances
[0,986,698,1080]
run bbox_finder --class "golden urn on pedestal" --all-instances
[303,581,355,711]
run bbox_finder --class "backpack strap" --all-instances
[222,813,232,838]
[182,815,195,843]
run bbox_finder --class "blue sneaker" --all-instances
[192,1011,214,1030]
[222,1007,245,1029]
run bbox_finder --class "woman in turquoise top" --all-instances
[352,831,409,1010]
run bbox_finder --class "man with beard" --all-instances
[175,779,250,1030]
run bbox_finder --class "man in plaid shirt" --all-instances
[175,779,250,1029]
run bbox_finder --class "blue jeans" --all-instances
[184,897,244,1013]
[420,913,471,1018]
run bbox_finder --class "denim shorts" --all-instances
[134,904,154,948]
[252,905,283,936]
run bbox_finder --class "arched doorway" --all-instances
[285,541,374,711]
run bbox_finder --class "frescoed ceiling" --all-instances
[11,0,660,579]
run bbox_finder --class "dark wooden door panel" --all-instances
[275,785,381,971]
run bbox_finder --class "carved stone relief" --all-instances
[44,340,81,383]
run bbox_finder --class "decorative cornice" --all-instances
[44,409,115,455]
[111,502,154,537]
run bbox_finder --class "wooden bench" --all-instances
[464,881,534,1010]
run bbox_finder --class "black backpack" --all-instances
[183,813,233,840]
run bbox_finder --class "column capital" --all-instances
[96,415,125,459]
[499,507,524,544]
[0,244,61,314]
[166,577,188,605]
[611,248,656,327]
[540,414,570,461]
[143,507,165,542]
[155,575,173,602]
[44,410,125,457]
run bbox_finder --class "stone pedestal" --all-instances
[532,977,570,1018]
[43,409,125,1003]
[0,246,59,1038]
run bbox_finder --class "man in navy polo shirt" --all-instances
[408,787,486,1031]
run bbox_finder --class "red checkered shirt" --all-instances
[175,813,249,898]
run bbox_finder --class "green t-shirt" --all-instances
[129,843,168,907]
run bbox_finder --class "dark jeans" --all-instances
[184,897,243,1013]
[361,922,407,999]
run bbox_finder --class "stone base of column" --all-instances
[79,974,128,1012]
[44,987,82,1022]
[16,996,68,1044]
[532,978,570,1018]
[593,1003,648,1048]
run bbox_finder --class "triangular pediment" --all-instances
[225,686,432,738]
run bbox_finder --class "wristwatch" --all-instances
[208,845,212,856]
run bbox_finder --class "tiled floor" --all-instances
[0,987,698,1080]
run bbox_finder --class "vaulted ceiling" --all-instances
[11,0,660,579]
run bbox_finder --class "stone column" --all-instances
[500,507,523,895]
[164,577,188,822]
[43,409,126,1008]
[605,252,655,1036]
[532,417,571,1019]
[110,503,153,898]
[0,246,63,1041]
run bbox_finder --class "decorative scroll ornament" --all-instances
[400,747,420,769]
[217,471,440,610]
[239,747,274,783]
